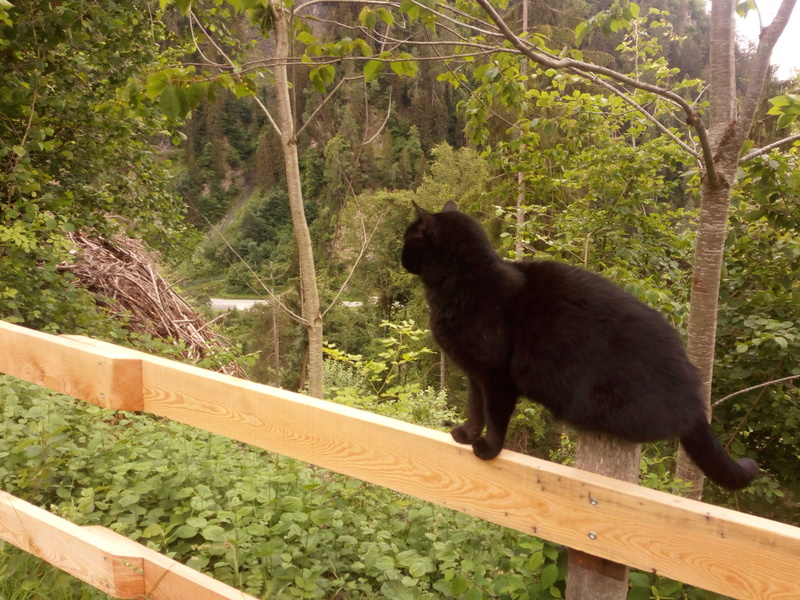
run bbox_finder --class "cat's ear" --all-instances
[412,200,429,218]
[442,201,460,213]
[411,201,435,227]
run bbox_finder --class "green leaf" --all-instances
[202,524,227,542]
[358,7,377,29]
[354,38,373,57]
[628,572,651,588]
[141,523,164,538]
[528,550,544,570]
[654,577,683,596]
[174,0,192,16]
[575,21,590,46]
[364,59,384,83]
[767,94,800,127]
[736,0,756,18]
[309,68,327,93]
[390,52,418,78]
[173,524,199,538]
[159,85,181,120]
[450,574,469,595]
[377,8,394,26]
[281,495,304,511]
[375,556,395,571]
[540,563,559,589]
[118,493,140,508]
[297,30,316,45]
[146,71,170,99]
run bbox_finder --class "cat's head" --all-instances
[401,200,497,276]
[400,201,460,274]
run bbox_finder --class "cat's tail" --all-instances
[679,419,760,490]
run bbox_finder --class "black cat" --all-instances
[401,200,759,490]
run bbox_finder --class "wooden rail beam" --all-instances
[1,323,799,600]
[0,489,144,597]
[0,321,142,410]
[0,490,259,600]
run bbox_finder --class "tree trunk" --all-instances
[675,0,796,496]
[677,175,736,497]
[270,0,324,398]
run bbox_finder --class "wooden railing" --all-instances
[1,320,799,600]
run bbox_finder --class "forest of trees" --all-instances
[1,0,799,598]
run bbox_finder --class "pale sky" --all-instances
[736,1,800,80]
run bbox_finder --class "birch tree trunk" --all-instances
[676,0,797,497]
[270,0,324,398]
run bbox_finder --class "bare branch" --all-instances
[739,133,800,163]
[297,75,364,138]
[189,10,237,70]
[322,208,385,318]
[577,70,701,161]
[253,94,283,137]
[188,11,227,69]
[735,0,798,149]
[190,9,282,136]
[195,204,306,325]
[473,0,691,110]
[713,374,800,408]
[471,0,720,183]
[363,92,393,145]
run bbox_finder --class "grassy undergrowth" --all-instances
[0,375,566,599]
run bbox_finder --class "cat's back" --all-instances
[508,259,690,374]
[510,260,648,321]
[507,259,702,435]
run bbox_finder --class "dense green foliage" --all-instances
[0,0,188,333]
[1,0,799,598]
[0,375,568,600]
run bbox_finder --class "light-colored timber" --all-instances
[0,321,142,410]
[1,321,800,600]
[0,489,144,597]
[0,491,259,600]
[86,526,259,600]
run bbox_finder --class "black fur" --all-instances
[402,201,759,490]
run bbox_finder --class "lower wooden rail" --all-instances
[0,490,257,600]
[1,320,800,600]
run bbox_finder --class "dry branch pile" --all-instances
[61,232,246,378]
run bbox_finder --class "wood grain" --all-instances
[0,490,143,597]
[2,325,800,600]
[127,350,799,600]
[86,527,260,600]
[0,321,142,410]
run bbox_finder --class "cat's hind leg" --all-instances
[451,378,485,445]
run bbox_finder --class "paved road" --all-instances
[209,298,365,311]
[210,298,268,311]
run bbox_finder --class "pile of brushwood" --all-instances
[60,231,246,377]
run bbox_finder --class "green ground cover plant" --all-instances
[0,375,566,599]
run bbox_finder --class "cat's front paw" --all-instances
[451,424,480,444]
[472,438,503,460]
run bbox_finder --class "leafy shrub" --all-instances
[323,319,460,430]
[0,375,566,599]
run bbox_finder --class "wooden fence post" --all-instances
[565,433,642,600]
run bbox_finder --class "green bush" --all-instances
[0,375,566,599]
